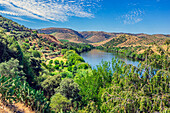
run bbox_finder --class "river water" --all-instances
[80,49,139,69]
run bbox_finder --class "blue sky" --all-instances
[0,0,170,34]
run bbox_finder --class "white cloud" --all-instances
[0,0,101,22]
[9,17,32,22]
[122,9,144,24]
[0,11,19,16]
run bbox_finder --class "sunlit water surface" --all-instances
[81,49,139,69]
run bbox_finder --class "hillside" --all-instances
[0,15,93,113]
[38,27,170,46]
[0,15,96,113]
[38,28,122,43]
[79,31,116,43]
[103,34,170,47]
[0,15,31,32]
[38,27,90,43]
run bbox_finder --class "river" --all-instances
[80,49,139,69]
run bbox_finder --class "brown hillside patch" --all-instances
[80,31,116,43]
[53,32,78,40]
[0,97,35,113]
[52,32,90,43]
[37,34,62,45]
[90,37,115,46]
[116,35,141,47]
[87,35,107,43]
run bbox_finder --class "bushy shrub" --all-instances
[68,66,72,72]
[61,71,73,78]
[60,60,64,69]
[50,93,71,112]
[77,63,89,69]
[41,74,61,97]
[49,46,54,51]
[55,78,80,101]
[54,60,59,65]
[0,58,25,77]
[61,49,67,55]
[54,64,59,70]
[32,50,41,58]
[49,60,53,64]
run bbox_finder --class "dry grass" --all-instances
[52,32,89,43]
[137,45,169,55]
[90,37,115,46]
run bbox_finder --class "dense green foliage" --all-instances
[64,50,85,65]
[75,59,169,112]
[50,93,71,112]
[0,15,30,32]
[59,40,94,54]
[0,75,50,112]
[55,78,80,102]
[97,43,170,71]
[41,75,61,98]
[0,58,25,77]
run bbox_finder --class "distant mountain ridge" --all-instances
[38,27,170,45]
[38,27,84,38]
[38,28,123,43]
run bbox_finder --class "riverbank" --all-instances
[95,46,170,71]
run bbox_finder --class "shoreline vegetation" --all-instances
[96,44,169,71]
[0,15,170,112]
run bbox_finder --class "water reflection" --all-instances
[81,49,139,69]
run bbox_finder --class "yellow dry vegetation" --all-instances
[137,45,169,55]
[90,37,115,46]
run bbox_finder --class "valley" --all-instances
[0,15,169,113]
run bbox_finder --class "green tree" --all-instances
[60,60,64,69]
[55,78,80,102]
[68,66,72,72]
[0,58,25,77]
[49,60,53,64]
[50,93,71,113]
[61,49,67,55]
[77,63,89,69]
[61,71,73,78]
[54,59,59,65]
[41,74,61,97]
[54,64,59,70]
[32,50,41,58]
[49,46,54,51]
